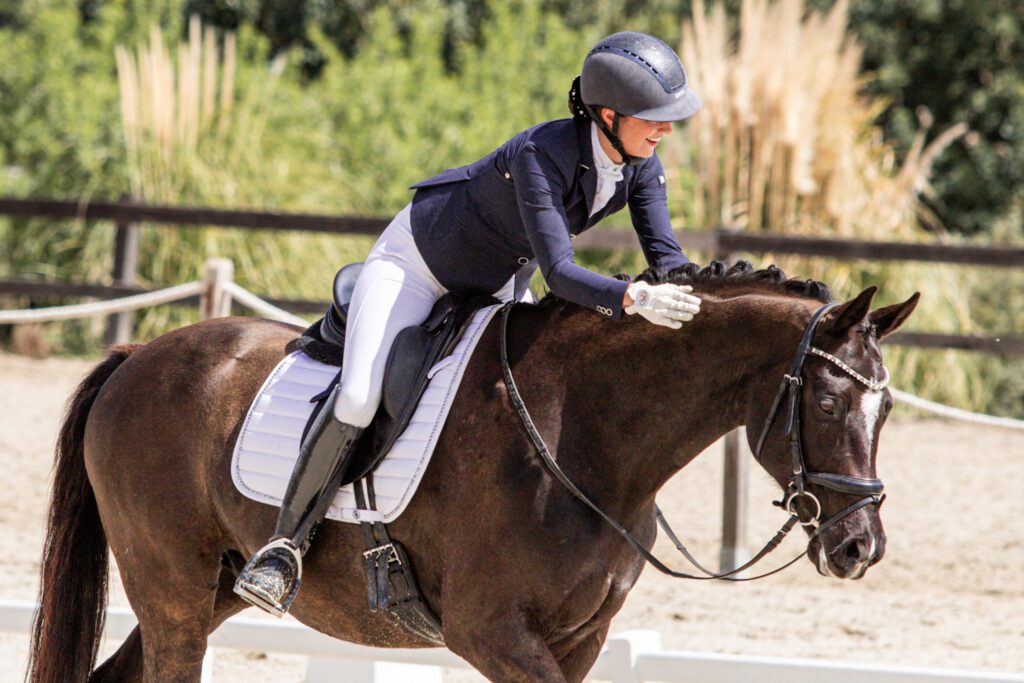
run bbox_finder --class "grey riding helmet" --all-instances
[579,32,702,164]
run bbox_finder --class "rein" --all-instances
[498,301,887,581]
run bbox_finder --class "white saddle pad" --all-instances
[231,304,501,523]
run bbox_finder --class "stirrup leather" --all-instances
[233,538,303,617]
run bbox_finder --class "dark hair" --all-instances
[567,75,592,122]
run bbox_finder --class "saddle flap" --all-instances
[381,295,457,423]
[342,293,497,486]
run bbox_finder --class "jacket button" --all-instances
[504,172,511,179]
[517,257,529,265]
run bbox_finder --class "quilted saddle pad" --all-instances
[230,304,500,523]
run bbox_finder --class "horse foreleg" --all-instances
[446,619,568,683]
[556,624,610,683]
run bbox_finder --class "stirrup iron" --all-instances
[233,538,303,617]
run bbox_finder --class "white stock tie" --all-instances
[590,123,624,217]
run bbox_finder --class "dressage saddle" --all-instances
[296,262,495,486]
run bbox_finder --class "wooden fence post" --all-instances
[200,258,234,320]
[717,241,751,574]
[720,428,751,573]
[104,197,141,346]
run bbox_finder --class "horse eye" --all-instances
[819,397,836,414]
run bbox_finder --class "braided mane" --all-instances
[535,260,832,310]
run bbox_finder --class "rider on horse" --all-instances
[234,31,704,617]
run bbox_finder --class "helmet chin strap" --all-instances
[582,103,645,167]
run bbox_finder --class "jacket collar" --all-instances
[574,118,597,214]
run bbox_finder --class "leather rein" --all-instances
[499,301,888,581]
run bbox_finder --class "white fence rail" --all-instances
[2,601,1021,683]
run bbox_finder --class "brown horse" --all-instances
[28,263,917,682]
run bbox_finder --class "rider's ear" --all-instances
[869,292,921,339]
[823,286,877,337]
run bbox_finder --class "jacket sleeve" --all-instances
[510,142,629,320]
[628,153,689,272]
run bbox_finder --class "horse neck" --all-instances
[519,294,804,520]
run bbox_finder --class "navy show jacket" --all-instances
[409,117,689,319]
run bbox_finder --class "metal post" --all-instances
[104,198,140,346]
[200,258,234,320]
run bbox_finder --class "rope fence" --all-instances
[1,257,1021,430]
[891,388,1024,431]
[0,282,206,324]
[222,281,310,328]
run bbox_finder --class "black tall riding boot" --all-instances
[233,389,362,617]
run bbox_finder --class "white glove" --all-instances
[624,281,701,329]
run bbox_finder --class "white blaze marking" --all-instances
[860,390,885,452]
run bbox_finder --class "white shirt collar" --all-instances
[590,123,624,175]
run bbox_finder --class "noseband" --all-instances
[500,301,888,581]
[753,302,887,530]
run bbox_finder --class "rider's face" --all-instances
[597,109,674,162]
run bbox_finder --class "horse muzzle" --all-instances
[812,527,886,580]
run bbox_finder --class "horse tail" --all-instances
[27,345,141,683]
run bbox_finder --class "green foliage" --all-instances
[294,0,596,213]
[838,0,1024,238]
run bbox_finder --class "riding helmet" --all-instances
[580,31,702,123]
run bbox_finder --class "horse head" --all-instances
[747,286,919,579]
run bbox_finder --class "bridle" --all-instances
[499,301,889,581]
[753,301,888,531]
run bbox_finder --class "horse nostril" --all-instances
[834,537,870,572]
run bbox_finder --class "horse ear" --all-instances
[869,292,921,339]
[823,286,877,336]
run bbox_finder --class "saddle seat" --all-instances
[295,263,496,486]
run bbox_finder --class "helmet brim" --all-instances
[631,89,702,122]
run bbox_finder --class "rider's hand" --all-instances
[623,281,701,329]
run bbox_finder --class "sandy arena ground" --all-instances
[0,350,1021,681]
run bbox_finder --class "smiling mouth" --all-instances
[646,138,660,146]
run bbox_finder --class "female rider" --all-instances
[235,31,704,616]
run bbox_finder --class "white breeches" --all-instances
[333,203,521,427]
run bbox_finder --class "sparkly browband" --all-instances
[807,347,890,392]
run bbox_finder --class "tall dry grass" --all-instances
[678,0,967,236]
[669,0,1020,415]
[114,18,370,340]
[116,18,239,205]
